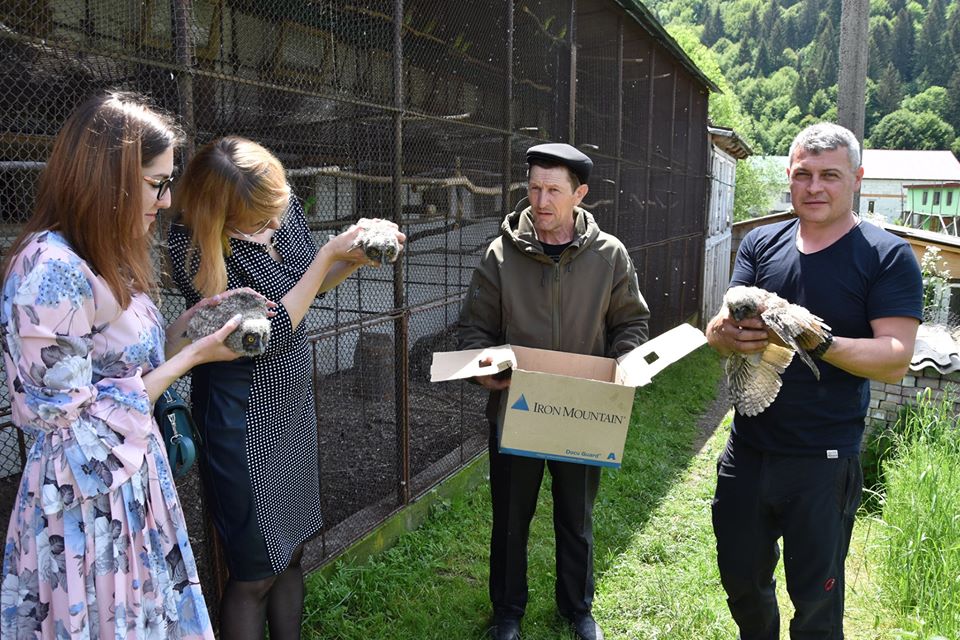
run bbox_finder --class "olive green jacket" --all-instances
[458,205,650,422]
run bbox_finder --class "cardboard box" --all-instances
[430,323,707,468]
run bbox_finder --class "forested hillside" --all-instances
[645,0,960,156]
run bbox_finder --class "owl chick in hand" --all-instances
[349,218,403,266]
[723,285,833,416]
[187,290,271,356]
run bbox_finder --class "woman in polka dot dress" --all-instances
[165,137,404,640]
[0,92,245,639]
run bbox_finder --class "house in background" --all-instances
[902,182,960,236]
[754,150,960,223]
[703,125,751,323]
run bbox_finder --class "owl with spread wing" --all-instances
[723,285,833,416]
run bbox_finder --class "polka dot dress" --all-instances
[166,198,324,579]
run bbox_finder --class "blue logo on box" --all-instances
[511,395,529,411]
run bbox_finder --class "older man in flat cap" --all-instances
[458,143,650,640]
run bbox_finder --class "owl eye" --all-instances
[243,333,256,345]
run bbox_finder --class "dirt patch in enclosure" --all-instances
[311,326,486,529]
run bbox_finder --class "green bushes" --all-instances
[876,386,960,637]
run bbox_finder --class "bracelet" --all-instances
[806,332,834,359]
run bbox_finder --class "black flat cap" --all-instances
[526,143,593,185]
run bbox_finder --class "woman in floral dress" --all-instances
[0,92,246,639]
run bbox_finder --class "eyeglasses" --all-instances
[230,217,275,240]
[143,175,174,201]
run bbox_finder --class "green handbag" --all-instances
[154,387,200,479]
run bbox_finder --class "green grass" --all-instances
[301,347,909,639]
[874,387,960,639]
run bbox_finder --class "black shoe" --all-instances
[488,616,521,640]
[569,613,604,640]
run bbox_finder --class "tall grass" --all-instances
[877,386,960,638]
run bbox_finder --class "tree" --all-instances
[870,109,956,149]
[945,67,960,131]
[767,19,785,68]
[791,66,813,112]
[810,88,834,118]
[892,9,916,81]
[798,0,820,36]
[734,158,785,221]
[915,0,947,80]
[735,40,753,67]
[946,3,960,59]
[782,13,800,50]
[870,0,894,18]
[743,5,761,40]
[760,1,780,40]
[810,15,839,86]
[701,4,724,45]
[874,63,904,116]
[753,40,772,76]
[901,86,950,119]
[867,17,893,77]
[825,0,843,26]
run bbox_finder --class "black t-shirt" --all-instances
[730,218,923,457]
[541,240,572,262]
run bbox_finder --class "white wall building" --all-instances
[754,150,960,223]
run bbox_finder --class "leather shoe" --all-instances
[488,616,521,640]
[569,613,604,640]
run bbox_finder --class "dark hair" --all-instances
[3,91,182,307]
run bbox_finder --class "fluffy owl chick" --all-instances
[723,285,833,416]
[187,291,271,356]
[350,218,402,266]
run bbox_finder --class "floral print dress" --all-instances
[0,231,214,639]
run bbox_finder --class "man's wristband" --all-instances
[806,332,834,359]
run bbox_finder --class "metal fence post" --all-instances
[393,0,410,507]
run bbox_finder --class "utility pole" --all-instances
[838,0,870,212]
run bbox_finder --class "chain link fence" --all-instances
[1,0,713,604]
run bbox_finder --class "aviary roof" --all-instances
[613,0,720,94]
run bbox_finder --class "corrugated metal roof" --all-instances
[756,150,960,182]
[911,324,960,375]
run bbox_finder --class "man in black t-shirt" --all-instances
[705,123,923,639]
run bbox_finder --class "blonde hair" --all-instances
[172,137,290,296]
[3,91,181,307]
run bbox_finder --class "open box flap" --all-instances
[616,323,708,387]
[430,345,517,382]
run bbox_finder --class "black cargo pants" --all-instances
[711,435,862,640]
